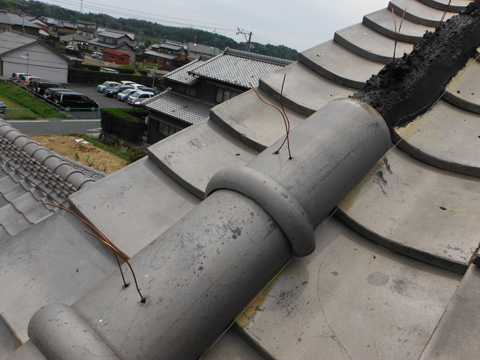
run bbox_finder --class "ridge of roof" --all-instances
[0,120,106,192]
[224,47,293,66]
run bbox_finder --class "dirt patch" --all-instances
[30,135,127,175]
[352,0,480,129]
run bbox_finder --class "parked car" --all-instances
[23,76,43,86]
[104,85,133,98]
[56,92,98,111]
[36,82,64,95]
[12,73,31,82]
[66,45,77,50]
[92,52,103,59]
[120,81,136,86]
[127,91,154,105]
[97,81,120,93]
[27,79,48,90]
[138,87,160,95]
[44,88,73,102]
[117,88,140,101]
[0,101,6,114]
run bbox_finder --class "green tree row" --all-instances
[0,0,299,60]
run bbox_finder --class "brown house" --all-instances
[144,42,187,67]
[102,49,130,65]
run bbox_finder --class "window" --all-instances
[178,84,185,93]
[119,57,125,61]
[107,54,115,60]
[157,121,180,137]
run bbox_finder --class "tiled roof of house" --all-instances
[142,88,213,125]
[188,42,221,56]
[189,47,293,88]
[162,57,208,85]
[3,0,480,359]
[59,33,89,42]
[98,29,134,40]
[0,120,105,243]
[144,50,179,60]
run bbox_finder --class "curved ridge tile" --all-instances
[300,40,384,89]
[147,119,257,199]
[364,9,435,43]
[210,88,306,152]
[389,0,457,27]
[258,62,354,116]
[443,58,480,114]
[236,217,461,360]
[395,100,480,177]
[337,147,480,274]
[334,23,414,63]
[417,0,472,12]
[69,157,201,258]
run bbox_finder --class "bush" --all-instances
[68,69,152,86]
[100,108,148,143]
[117,68,135,75]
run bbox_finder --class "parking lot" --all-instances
[66,85,132,109]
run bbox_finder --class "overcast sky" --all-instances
[42,0,389,52]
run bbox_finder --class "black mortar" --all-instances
[352,0,480,130]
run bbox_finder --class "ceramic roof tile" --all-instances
[163,58,207,85]
[189,48,292,88]
[143,89,213,125]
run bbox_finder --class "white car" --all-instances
[127,91,154,105]
[97,81,120,93]
[121,81,137,86]
[92,52,103,59]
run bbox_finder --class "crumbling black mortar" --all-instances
[352,0,480,129]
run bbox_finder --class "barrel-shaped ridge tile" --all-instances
[417,0,472,12]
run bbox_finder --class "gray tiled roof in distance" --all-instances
[0,31,37,56]
[143,89,213,125]
[189,47,293,88]
[187,42,220,56]
[163,57,207,85]
[156,43,183,51]
[98,30,132,40]
[144,50,179,60]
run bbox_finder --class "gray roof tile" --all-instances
[143,89,213,125]
[190,48,292,88]
[163,58,207,85]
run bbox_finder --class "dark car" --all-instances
[104,85,133,98]
[27,79,48,90]
[44,88,73,102]
[36,82,65,95]
[0,101,6,114]
[56,92,99,111]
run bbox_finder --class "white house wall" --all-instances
[3,43,68,83]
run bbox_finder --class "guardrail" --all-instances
[1,108,36,120]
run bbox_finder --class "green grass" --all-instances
[81,135,146,165]
[0,81,66,119]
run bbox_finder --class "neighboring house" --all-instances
[102,49,130,65]
[60,33,89,48]
[0,31,70,83]
[144,42,187,66]
[144,48,292,144]
[0,11,41,36]
[43,17,76,36]
[75,20,95,40]
[87,29,137,62]
[2,1,480,360]
[187,42,221,60]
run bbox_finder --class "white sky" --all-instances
[41,0,389,52]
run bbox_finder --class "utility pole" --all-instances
[236,28,253,52]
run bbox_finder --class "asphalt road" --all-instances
[7,119,101,135]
